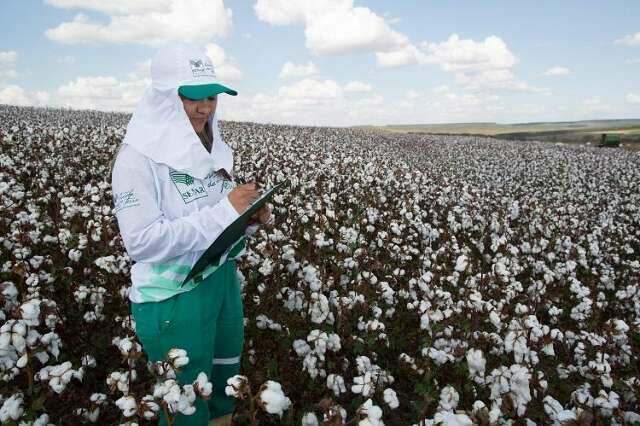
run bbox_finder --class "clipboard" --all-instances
[181,182,285,286]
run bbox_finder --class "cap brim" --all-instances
[178,83,238,100]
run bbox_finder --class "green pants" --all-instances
[131,260,244,425]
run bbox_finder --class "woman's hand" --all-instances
[228,183,259,214]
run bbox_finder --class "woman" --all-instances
[111,43,269,426]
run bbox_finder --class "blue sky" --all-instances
[0,0,639,126]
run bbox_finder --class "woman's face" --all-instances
[180,95,217,133]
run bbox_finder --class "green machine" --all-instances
[599,133,621,147]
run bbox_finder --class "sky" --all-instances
[0,0,639,127]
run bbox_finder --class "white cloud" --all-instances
[420,34,518,72]
[45,0,232,46]
[377,34,540,93]
[0,50,17,65]
[205,43,243,81]
[615,32,640,46]
[432,85,450,94]
[542,66,570,76]
[375,44,425,67]
[455,69,548,93]
[56,55,77,64]
[254,0,407,55]
[0,85,32,106]
[0,85,50,107]
[344,81,372,92]
[583,96,602,106]
[355,95,383,106]
[55,74,149,111]
[44,0,173,15]
[0,69,18,81]
[626,58,640,64]
[279,61,319,79]
[278,78,343,101]
[580,96,615,116]
[253,3,536,95]
[127,60,151,80]
[627,93,640,104]
[0,50,19,84]
[405,90,419,100]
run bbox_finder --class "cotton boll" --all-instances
[352,372,375,397]
[302,412,320,425]
[357,399,383,426]
[433,411,473,425]
[327,374,347,396]
[225,375,248,399]
[115,396,137,417]
[167,348,189,369]
[455,255,468,272]
[16,353,28,368]
[466,348,486,380]
[258,381,291,417]
[438,385,459,411]
[20,299,41,326]
[0,393,24,422]
[543,396,576,423]
[383,388,399,409]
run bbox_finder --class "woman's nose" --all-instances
[197,101,213,114]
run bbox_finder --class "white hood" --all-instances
[122,87,233,180]
[122,42,234,180]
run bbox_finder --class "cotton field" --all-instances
[1,104,639,425]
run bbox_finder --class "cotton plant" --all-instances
[2,105,640,424]
[106,346,212,424]
[224,375,292,424]
[357,399,384,426]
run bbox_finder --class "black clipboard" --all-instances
[181,182,285,286]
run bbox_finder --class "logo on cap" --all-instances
[189,58,215,78]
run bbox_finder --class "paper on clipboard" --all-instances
[181,182,284,286]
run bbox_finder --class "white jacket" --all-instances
[112,66,247,303]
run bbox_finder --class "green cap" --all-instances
[178,83,238,100]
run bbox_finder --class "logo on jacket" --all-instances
[113,189,140,213]
[170,169,208,204]
[170,171,195,186]
[189,58,215,78]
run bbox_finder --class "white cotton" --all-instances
[327,374,347,396]
[259,381,291,417]
[225,375,248,398]
[509,364,532,416]
[438,385,459,411]
[258,258,273,276]
[309,293,331,324]
[20,299,41,326]
[301,412,320,426]
[383,388,399,409]
[292,339,311,357]
[466,348,486,379]
[167,348,189,368]
[115,396,137,417]
[433,411,473,425]
[543,396,576,423]
[352,372,375,397]
[455,255,468,272]
[358,399,384,426]
[303,265,322,291]
[68,248,82,262]
[489,310,502,329]
[0,393,24,422]
[193,372,212,397]
[593,390,619,417]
